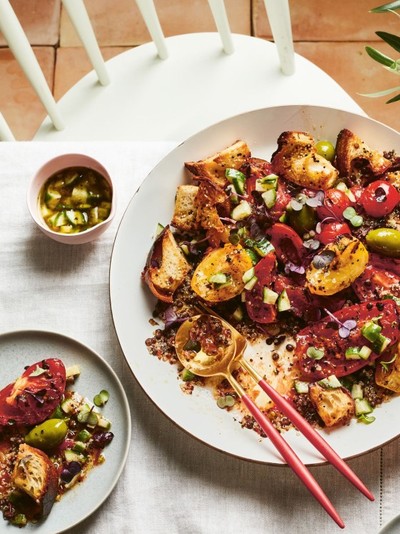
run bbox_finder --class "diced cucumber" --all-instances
[66,364,81,380]
[355,398,373,416]
[61,396,81,414]
[277,289,291,312]
[294,380,309,394]
[71,184,88,204]
[72,441,87,454]
[77,429,92,442]
[231,200,252,221]
[351,383,363,400]
[318,375,342,389]
[89,207,99,225]
[97,415,111,430]
[232,305,244,322]
[66,210,88,226]
[262,188,277,209]
[64,171,79,185]
[64,449,86,463]
[181,369,195,381]
[225,168,246,195]
[48,211,68,227]
[244,275,258,290]
[345,347,363,360]
[253,238,274,258]
[232,175,246,195]
[45,189,61,209]
[255,174,278,192]
[245,248,259,264]
[359,346,372,359]
[209,272,230,285]
[373,334,391,354]
[361,321,382,342]
[242,267,255,284]
[262,287,279,305]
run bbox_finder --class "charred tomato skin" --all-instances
[268,222,305,265]
[318,221,352,245]
[316,189,352,221]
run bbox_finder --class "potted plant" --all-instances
[365,0,400,103]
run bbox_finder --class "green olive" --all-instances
[25,418,68,450]
[287,204,316,235]
[315,140,335,162]
[366,228,400,258]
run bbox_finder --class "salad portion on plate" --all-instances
[0,358,113,528]
[143,125,400,436]
[0,330,130,533]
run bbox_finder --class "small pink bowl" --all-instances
[27,154,116,245]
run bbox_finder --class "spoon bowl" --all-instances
[175,314,243,379]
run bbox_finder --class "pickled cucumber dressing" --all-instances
[39,166,112,234]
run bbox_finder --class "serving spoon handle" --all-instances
[240,359,374,502]
[239,392,344,528]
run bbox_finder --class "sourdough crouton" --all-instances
[143,226,191,303]
[12,443,58,519]
[195,181,230,247]
[171,185,199,232]
[309,383,355,427]
[375,346,400,393]
[185,140,251,188]
[271,131,339,190]
[335,128,391,178]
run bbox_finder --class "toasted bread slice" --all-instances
[335,128,391,177]
[271,131,339,190]
[144,226,191,303]
[185,140,251,188]
[12,443,58,518]
[171,185,199,232]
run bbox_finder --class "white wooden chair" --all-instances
[0,0,363,142]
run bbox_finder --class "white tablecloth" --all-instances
[0,141,399,534]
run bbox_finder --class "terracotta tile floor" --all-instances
[0,0,399,140]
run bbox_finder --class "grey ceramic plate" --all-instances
[380,515,400,534]
[0,330,131,534]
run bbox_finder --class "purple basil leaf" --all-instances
[343,319,357,330]
[338,326,350,338]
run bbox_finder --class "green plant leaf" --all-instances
[376,30,400,52]
[371,0,400,12]
[386,92,400,102]
[365,45,396,67]
[359,85,400,97]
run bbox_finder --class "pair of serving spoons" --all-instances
[175,313,374,529]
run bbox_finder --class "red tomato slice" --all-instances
[245,252,277,324]
[316,189,352,221]
[318,221,352,245]
[268,222,304,265]
[360,180,400,218]
[369,253,400,277]
[295,300,400,380]
[0,358,66,426]
[353,264,400,301]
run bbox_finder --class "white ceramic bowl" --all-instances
[27,153,116,245]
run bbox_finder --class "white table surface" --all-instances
[1,140,399,534]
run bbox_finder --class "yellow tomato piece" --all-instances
[191,243,252,303]
[306,235,369,296]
